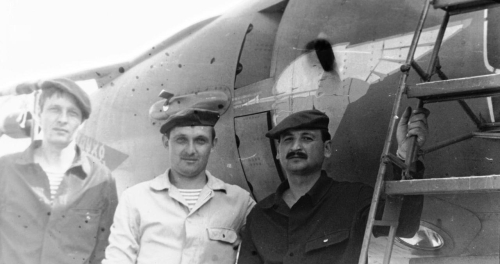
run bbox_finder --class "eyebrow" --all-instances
[300,132,317,138]
[45,103,79,111]
[172,134,209,139]
[282,131,317,138]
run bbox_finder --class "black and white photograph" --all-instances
[1,0,500,263]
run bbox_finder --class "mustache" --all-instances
[180,155,198,160]
[286,151,308,159]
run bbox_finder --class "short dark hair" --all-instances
[277,128,331,143]
[320,129,331,141]
[39,87,65,110]
[164,126,216,142]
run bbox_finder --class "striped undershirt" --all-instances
[45,171,65,200]
[178,189,202,211]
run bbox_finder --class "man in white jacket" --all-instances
[104,108,255,264]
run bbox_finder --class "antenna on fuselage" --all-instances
[305,39,335,72]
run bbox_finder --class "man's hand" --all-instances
[396,107,430,160]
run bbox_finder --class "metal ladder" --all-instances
[358,1,500,263]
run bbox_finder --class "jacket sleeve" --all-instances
[102,189,141,264]
[242,193,256,226]
[89,173,119,263]
[371,160,425,238]
[237,209,263,264]
[393,160,424,237]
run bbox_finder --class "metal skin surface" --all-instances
[2,0,500,263]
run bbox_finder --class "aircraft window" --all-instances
[234,1,288,89]
[234,112,284,201]
[396,222,444,251]
[487,7,500,69]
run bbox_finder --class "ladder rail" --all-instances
[411,60,429,80]
[383,226,399,264]
[425,12,450,81]
[357,1,432,263]
[359,1,500,263]
[404,10,451,177]
[458,99,483,127]
[432,61,484,127]
[421,132,474,154]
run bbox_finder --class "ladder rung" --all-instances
[385,175,500,195]
[407,74,500,103]
[474,131,500,139]
[433,0,500,14]
[479,123,500,132]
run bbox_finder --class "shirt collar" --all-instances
[205,170,227,192]
[149,170,171,191]
[260,170,333,209]
[150,169,227,192]
[306,171,334,205]
[15,140,40,165]
[15,140,89,179]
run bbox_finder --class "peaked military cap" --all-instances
[39,78,92,120]
[160,108,220,134]
[265,109,329,139]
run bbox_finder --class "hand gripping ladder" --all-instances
[358,1,500,263]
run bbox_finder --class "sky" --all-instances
[0,0,244,155]
[0,0,243,87]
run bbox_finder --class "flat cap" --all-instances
[39,78,91,120]
[160,108,220,134]
[266,109,329,139]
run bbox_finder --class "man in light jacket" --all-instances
[0,78,117,264]
[104,108,255,264]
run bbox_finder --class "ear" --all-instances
[210,137,218,152]
[323,140,332,158]
[162,134,169,148]
[276,144,281,159]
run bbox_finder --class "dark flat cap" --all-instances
[39,78,91,120]
[160,108,220,134]
[266,109,329,139]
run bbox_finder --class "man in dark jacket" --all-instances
[238,107,428,264]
